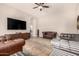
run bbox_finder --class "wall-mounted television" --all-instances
[7,18,26,30]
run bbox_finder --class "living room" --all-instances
[0,3,78,36]
[0,3,79,56]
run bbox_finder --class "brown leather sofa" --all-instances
[0,33,27,56]
[42,31,57,39]
[0,39,25,56]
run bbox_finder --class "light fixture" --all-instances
[38,6,43,11]
[33,3,49,11]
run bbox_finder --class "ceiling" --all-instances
[4,3,79,18]
[5,3,54,17]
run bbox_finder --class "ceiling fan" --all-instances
[33,3,49,11]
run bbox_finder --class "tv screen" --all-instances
[7,18,26,30]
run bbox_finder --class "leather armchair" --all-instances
[42,31,57,39]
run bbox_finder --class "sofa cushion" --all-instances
[0,36,6,42]
[60,39,69,49]
[51,39,60,48]
[5,34,20,40]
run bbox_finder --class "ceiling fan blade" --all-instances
[33,6,38,9]
[35,3,40,6]
[42,6,49,8]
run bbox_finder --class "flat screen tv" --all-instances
[7,18,26,30]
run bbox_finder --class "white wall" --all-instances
[0,4,32,36]
[37,4,78,37]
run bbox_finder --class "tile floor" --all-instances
[23,37,53,56]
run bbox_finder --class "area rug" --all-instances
[23,38,52,56]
